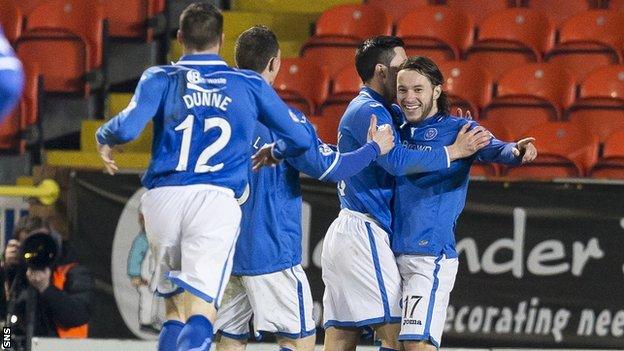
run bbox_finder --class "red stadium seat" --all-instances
[105,0,165,41]
[0,0,22,43]
[308,114,340,145]
[605,0,624,10]
[16,0,105,95]
[567,65,624,142]
[320,65,362,117]
[545,10,624,82]
[482,63,576,139]
[444,0,515,25]
[0,63,40,153]
[274,58,330,115]
[365,0,431,22]
[302,47,355,79]
[505,122,599,178]
[465,8,555,80]
[301,4,392,76]
[396,6,474,62]
[590,130,624,178]
[521,0,598,26]
[439,60,494,119]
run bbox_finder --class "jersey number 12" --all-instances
[175,115,231,173]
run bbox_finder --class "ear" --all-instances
[375,63,386,79]
[176,29,183,45]
[433,85,442,99]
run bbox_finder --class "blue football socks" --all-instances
[158,320,184,351]
[176,315,214,351]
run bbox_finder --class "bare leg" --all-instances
[216,334,248,351]
[323,327,360,351]
[277,334,315,351]
[403,341,436,351]
[374,323,401,350]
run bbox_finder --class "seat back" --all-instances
[495,63,577,116]
[440,60,493,116]
[523,0,596,26]
[444,0,515,24]
[315,4,392,40]
[478,8,555,57]
[274,57,330,115]
[396,6,474,61]
[0,0,22,43]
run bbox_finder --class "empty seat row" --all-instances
[303,5,624,80]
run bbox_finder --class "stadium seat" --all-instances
[505,122,599,178]
[0,63,40,153]
[396,6,474,62]
[521,0,598,26]
[320,64,361,118]
[545,10,624,82]
[365,0,432,22]
[274,58,330,115]
[308,114,340,145]
[482,63,576,139]
[439,60,494,119]
[301,4,392,76]
[590,130,624,178]
[465,8,555,80]
[0,0,22,43]
[567,65,624,142]
[16,0,105,95]
[443,0,516,24]
[104,0,165,41]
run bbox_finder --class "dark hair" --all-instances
[179,2,223,52]
[235,25,280,73]
[14,215,49,237]
[399,56,450,115]
[355,36,405,83]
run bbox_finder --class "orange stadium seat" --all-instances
[0,64,40,153]
[443,0,516,25]
[567,65,624,142]
[365,0,432,22]
[396,6,474,62]
[15,0,105,95]
[505,122,599,178]
[439,60,494,119]
[465,8,555,80]
[320,65,362,118]
[482,63,576,139]
[590,130,624,178]
[545,10,624,82]
[308,114,340,145]
[0,0,22,43]
[274,58,330,115]
[105,0,165,41]
[301,4,392,76]
[521,0,598,26]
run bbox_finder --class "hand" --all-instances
[251,143,281,172]
[447,124,491,161]
[26,267,51,293]
[97,142,118,175]
[456,108,473,120]
[366,114,395,155]
[513,137,537,163]
[131,277,147,287]
[3,239,20,267]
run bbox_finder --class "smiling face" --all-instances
[397,69,441,124]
